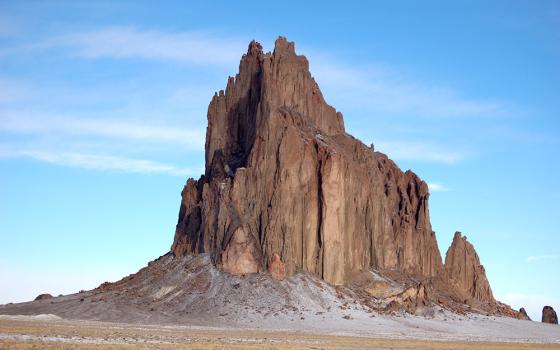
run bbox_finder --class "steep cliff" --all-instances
[171,37,443,285]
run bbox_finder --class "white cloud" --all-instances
[1,26,246,66]
[375,140,465,164]
[0,113,206,150]
[526,255,559,262]
[310,58,507,119]
[0,149,201,176]
[427,183,449,192]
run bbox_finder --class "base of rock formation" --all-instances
[0,254,522,324]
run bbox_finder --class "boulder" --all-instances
[519,307,531,321]
[542,306,558,324]
[34,293,53,301]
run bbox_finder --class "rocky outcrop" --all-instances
[171,36,442,285]
[542,306,558,324]
[444,232,494,304]
[268,253,287,280]
[34,293,53,301]
[519,307,531,321]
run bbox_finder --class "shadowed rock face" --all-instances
[171,37,442,285]
[542,306,558,324]
[444,232,494,304]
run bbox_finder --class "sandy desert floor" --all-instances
[0,315,559,350]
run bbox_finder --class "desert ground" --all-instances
[0,315,559,350]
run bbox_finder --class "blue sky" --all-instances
[0,1,558,321]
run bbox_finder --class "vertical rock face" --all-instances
[444,232,494,304]
[542,306,558,324]
[171,37,493,297]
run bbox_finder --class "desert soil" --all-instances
[1,315,559,350]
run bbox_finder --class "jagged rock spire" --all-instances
[444,232,494,303]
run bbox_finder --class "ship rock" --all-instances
[0,37,524,323]
[171,37,514,315]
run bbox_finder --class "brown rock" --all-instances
[220,226,261,275]
[171,36,443,284]
[444,232,494,304]
[34,293,53,301]
[268,253,287,280]
[519,307,531,321]
[385,283,428,313]
[542,306,558,324]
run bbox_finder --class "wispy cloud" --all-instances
[310,58,508,119]
[375,140,465,164]
[526,255,559,262]
[0,29,511,168]
[1,26,246,66]
[0,148,201,176]
[427,183,449,192]
[0,113,205,150]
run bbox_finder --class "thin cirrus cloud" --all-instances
[427,183,449,192]
[526,255,559,263]
[0,112,206,176]
[0,148,202,177]
[0,113,206,150]
[309,57,508,119]
[0,26,509,169]
[1,26,246,66]
[2,26,508,121]
[375,140,465,164]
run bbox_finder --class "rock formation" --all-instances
[542,306,558,324]
[444,232,494,304]
[171,36,499,313]
[34,293,53,301]
[172,36,442,286]
[519,307,531,321]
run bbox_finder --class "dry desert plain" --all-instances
[1,314,560,350]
